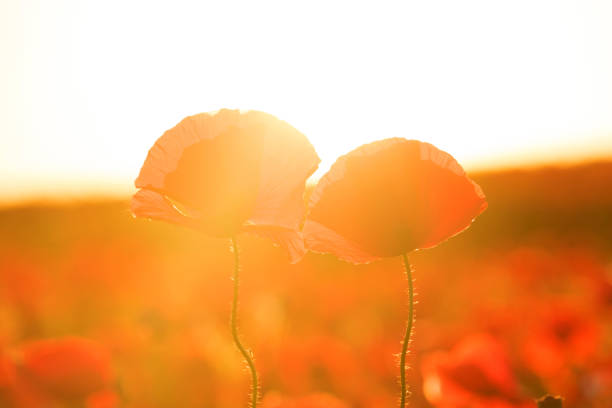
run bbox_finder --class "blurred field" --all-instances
[1,162,611,408]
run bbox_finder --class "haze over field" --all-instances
[2,0,612,203]
[1,162,611,407]
[3,3,612,406]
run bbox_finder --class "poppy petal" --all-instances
[303,220,381,264]
[131,189,196,229]
[242,224,307,264]
[134,110,235,190]
[305,138,486,261]
[19,337,112,399]
[246,112,320,230]
[421,334,526,407]
[416,142,488,249]
[135,110,266,236]
[132,109,320,259]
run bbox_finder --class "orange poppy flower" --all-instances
[132,109,320,262]
[521,304,601,377]
[17,337,113,400]
[421,334,534,408]
[303,138,487,263]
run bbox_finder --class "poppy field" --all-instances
[0,160,611,408]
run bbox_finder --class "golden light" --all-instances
[2,0,612,203]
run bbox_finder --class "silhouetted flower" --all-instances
[132,109,320,262]
[303,139,486,263]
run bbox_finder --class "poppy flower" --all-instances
[421,334,534,408]
[521,304,601,377]
[302,138,486,407]
[16,337,113,400]
[132,109,320,263]
[303,138,487,263]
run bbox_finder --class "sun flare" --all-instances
[2,0,612,202]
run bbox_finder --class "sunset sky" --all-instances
[2,0,612,203]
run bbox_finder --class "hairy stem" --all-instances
[399,253,415,408]
[230,236,259,408]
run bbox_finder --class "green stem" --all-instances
[399,253,415,408]
[230,237,259,408]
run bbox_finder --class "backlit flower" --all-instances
[303,138,487,263]
[132,109,320,262]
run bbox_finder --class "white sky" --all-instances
[1,0,612,203]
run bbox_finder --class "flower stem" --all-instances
[399,253,415,408]
[230,236,259,408]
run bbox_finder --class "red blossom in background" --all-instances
[85,389,120,408]
[521,304,601,377]
[421,333,535,408]
[2,136,611,407]
[0,353,18,406]
[16,337,113,400]
[132,109,320,262]
[303,138,487,263]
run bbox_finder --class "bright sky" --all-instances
[2,0,612,203]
